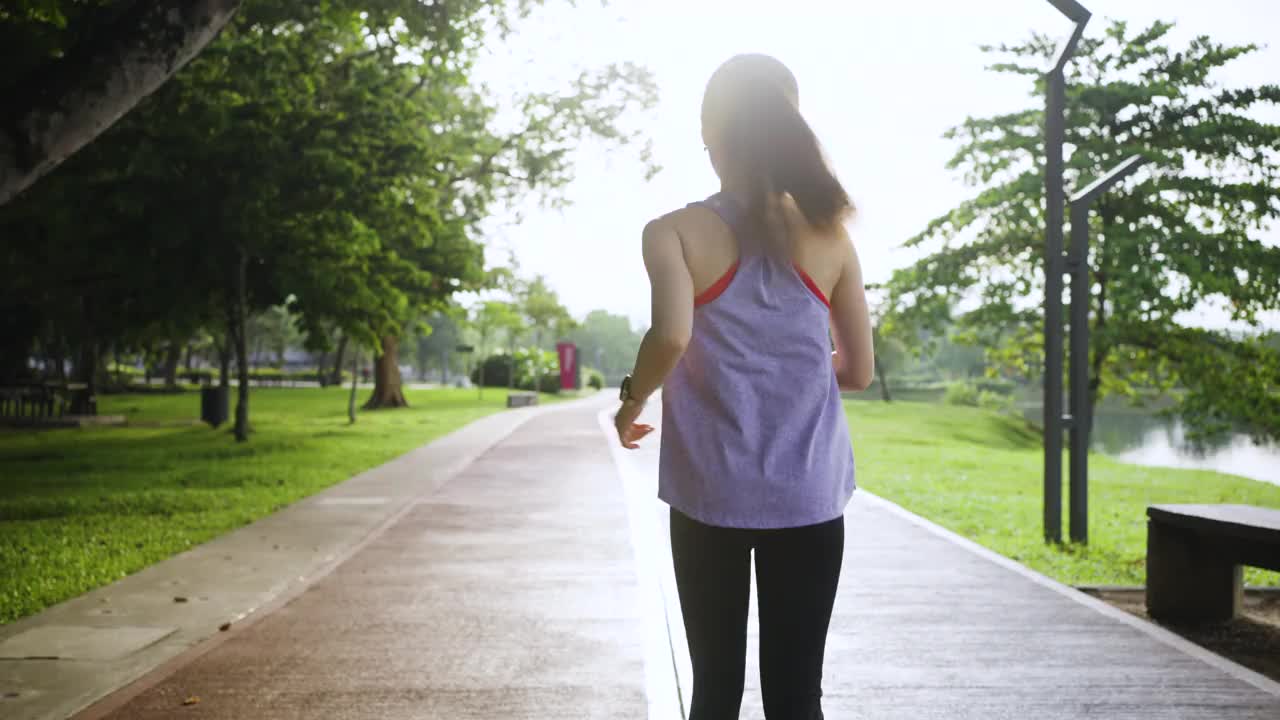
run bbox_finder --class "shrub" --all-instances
[472,353,520,388]
[586,369,605,391]
[103,382,200,395]
[974,378,1016,395]
[283,370,350,384]
[527,370,562,394]
[943,381,979,407]
[181,369,216,385]
[471,349,560,392]
[106,363,144,377]
[978,389,1016,414]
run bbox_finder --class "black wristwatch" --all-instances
[620,374,640,403]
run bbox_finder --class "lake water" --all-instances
[1025,407,1280,487]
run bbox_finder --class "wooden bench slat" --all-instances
[1147,503,1280,545]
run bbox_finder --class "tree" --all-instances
[569,310,643,382]
[470,300,523,396]
[245,305,300,368]
[0,0,243,205]
[356,56,657,409]
[0,0,658,439]
[415,310,465,384]
[884,20,1280,443]
[518,275,574,394]
[871,326,908,402]
[867,294,915,402]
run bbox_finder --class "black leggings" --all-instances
[670,508,844,720]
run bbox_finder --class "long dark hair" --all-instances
[701,54,852,252]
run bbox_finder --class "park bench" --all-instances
[0,383,94,422]
[507,391,539,408]
[1146,504,1280,623]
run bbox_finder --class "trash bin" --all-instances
[201,385,229,428]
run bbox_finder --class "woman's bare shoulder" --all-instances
[644,204,720,240]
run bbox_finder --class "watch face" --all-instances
[619,376,632,401]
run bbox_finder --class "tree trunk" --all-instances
[363,335,408,409]
[111,348,121,386]
[875,354,893,402]
[232,252,250,442]
[73,341,99,415]
[330,333,349,386]
[0,0,243,206]
[56,340,69,382]
[184,343,195,371]
[218,335,231,388]
[507,337,516,390]
[533,329,542,395]
[161,342,181,387]
[348,350,358,424]
[475,332,487,400]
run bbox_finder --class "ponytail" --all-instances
[703,55,852,254]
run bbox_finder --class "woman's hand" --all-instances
[614,399,654,449]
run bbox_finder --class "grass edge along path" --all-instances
[0,387,572,625]
[845,398,1280,589]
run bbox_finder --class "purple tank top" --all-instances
[658,192,856,529]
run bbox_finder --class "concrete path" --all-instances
[69,397,646,719]
[0,395,641,720]
[4,392,1278,719]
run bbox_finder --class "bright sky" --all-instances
[472,0,1279,331]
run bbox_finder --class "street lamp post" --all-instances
[1066,155,1146,544]
[1042,0,1091,544]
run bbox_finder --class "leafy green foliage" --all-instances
[943,381,980,407]
[884,20,1280,443]
[0,0,656,433]
[471,300,525,353]
[471,347,557,391]
[518,275,575,346]
[569,310,643,384]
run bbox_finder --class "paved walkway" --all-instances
[78,399,646,719]
[3,393,1276,719]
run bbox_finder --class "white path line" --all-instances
[598,407,685,720]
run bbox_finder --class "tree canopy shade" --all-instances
[0,0,658,440]
[882,20,1280,444]
[0,0,244,205]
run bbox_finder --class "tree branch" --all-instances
[0,0,243,207]
[447,134,522,186]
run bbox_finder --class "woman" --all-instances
[613,53,874,720]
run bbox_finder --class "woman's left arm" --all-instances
[614,216,694,447]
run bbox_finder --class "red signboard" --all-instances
[556,342,577,391]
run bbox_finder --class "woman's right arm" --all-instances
[829,227,874,391]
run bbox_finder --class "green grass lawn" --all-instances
[847,398,1280,588]
[0,386,572,624]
